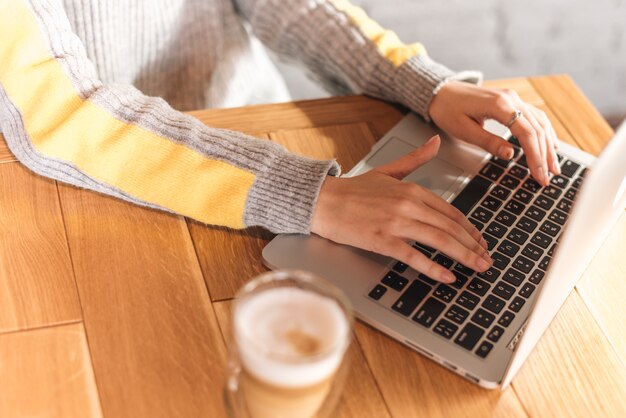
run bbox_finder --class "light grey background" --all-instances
[271,0,626,124]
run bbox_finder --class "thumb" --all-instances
[376,135,440,179]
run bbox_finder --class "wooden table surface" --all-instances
[1,75,625,418]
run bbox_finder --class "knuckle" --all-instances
[430,230,449,248]
[493,93,510,109]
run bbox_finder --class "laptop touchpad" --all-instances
[365,136,465,198]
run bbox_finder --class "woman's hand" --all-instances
[311,135,492,284]
[428,81,561,186]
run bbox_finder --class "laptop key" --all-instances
[392,280,432,316]
[561,159,581,178]
[454,263,474,277]
[490,155,510,168]
[548,209,567,225]
[483,234,498,251]
[434,284,457,303]
[412,297,446,328]
[455,323,484,350]
[517,216,538,233]
[550,175,569,189]
[480,163,505,181]
[509,296,526,313]
[486,221,506,238]
[539,256,551,271]
[517,154,529,168]
[445,304,470,325]
[393,261,408,273]
[529,269,545,284]
[535,195,555,210]
[519,283,536,298]
[487,325,505,343]
[504,199,525,215]
[497,240,520,258]
[492,252,511,270]
[475,340,494,359]
[451,271,469,289]
[540,220,560,237]
[482,195,503,211]
[526,205,546,222]
[503,268,524,287]
[477,266,501,283]
[434,253,454,269]
[531,231,551,249]
[391,276,409,291]
[501,175,521,190]
[508,164,528,179]
[498,310,516,327]
[471,308,495,328]
[368,284,387,301]
[522,178,542,193]
[456,291,480,311]
[573,177,582,189]
[482,294,506,314]
[433,319,459,340]
[565,188,577,201]
[507,228,529,245]
[557,198,573,213]
[413,245,432,258]
[469,218,484,231]
[467,277,490,296]
[513,255,534,273]
[548,243,558,256]
[542,185,562,200]
[493,281,515,300]
[451,175,493,215]
[418,274,438,286]
[490,185,511,200]
[471,207,494,223]
[382,271,401,288]
[513,189,533,204]
[495,210,516,227]
[522,243,543,261]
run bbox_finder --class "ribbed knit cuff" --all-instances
[243,152,341,234]
[389,54,483,121]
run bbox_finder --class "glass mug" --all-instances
[224,270,353,418]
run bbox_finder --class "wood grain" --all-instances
[530,75,613,155]
[187,95,403,136]
[57,184,229,418]
[0,133,16,163]
[0,322,102,418]
[354,322,528,418]
[0,162,80,333]
[212,300,392,418]
[512,292,626,418]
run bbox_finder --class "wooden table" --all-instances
[1,75,624,418]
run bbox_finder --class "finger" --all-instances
[409,201,488,255]
[376,135,440,179]
[404,221,493,273]
[459,116,515,160]
[518,103,549,184]
[485,91,549,185]
[390,240,457,283]
[531,107,561,175]
[412,185,487,248]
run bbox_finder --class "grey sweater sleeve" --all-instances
[235,0,483,120]
[0,0,339,234]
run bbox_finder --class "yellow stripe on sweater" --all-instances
[0,1,255,228]
[329,0,426,67]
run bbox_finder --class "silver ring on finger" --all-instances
[506,109,523,128]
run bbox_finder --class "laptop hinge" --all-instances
[507,319,529,351]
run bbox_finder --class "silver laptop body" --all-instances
[262,114,626,388]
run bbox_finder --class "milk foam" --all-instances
[234,287,349,388]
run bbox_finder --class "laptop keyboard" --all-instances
[367,137,587,359]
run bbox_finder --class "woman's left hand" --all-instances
[428,81,561,186]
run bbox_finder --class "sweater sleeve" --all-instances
[0,0,340,234]
[235,0,483,120]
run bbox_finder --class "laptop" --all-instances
[262,113,626,389]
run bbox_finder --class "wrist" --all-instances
[310,175,340,235]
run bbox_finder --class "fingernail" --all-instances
[498,145,514,160]
[477,257,490,271]
[443,271,455,283]
[552,160,561,175]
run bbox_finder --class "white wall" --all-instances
[273,0,626,123]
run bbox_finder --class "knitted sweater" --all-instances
[0,0,481,233]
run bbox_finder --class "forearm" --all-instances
[236,0,482,119]
[0,0,339,233]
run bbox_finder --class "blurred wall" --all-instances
[273,0,626,123]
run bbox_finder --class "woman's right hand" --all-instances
[310,135,492,284]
